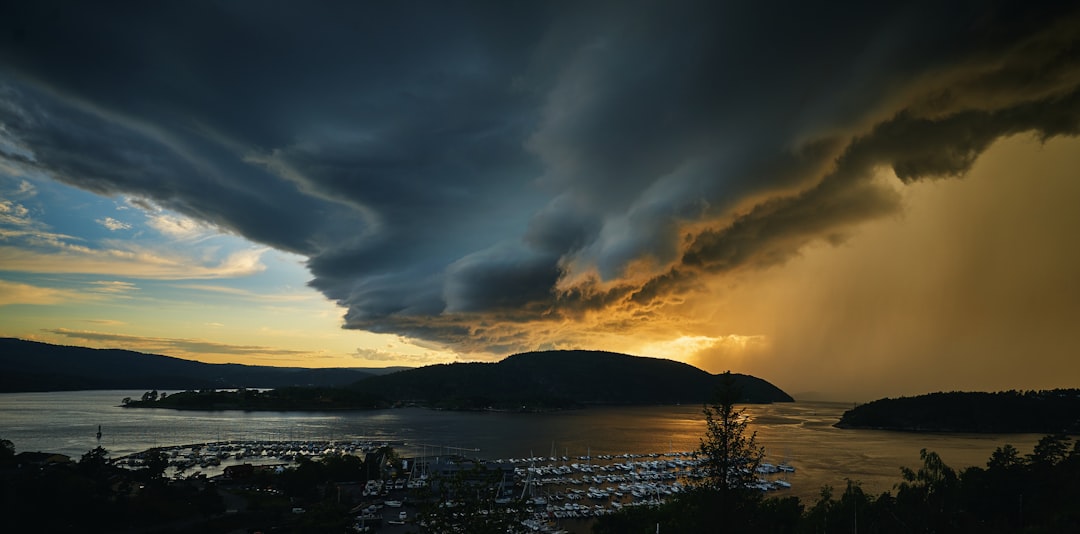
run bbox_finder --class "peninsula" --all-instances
[347,350,793,409]
[835,389,1080,433]
[123,350,793,411]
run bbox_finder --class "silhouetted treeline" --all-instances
[594,434,1080,533]
[0,437,405,533]
[0,444,224,532]
[836,389,1080,433]
[124,386,388,411]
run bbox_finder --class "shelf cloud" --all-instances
[2,1,1078,387]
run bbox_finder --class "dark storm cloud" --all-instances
[443,242,561,313]
[683,88,1080,275]
[0,81,353,254]
[2,1,1078,353]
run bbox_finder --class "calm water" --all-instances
[0,390,1046,501]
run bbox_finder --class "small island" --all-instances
[835,389,1080,433]
[123,387,388,411]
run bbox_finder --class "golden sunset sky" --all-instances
[1,2,1078,400]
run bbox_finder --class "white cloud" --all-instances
[353,346,444,364]
[82,319,127,326]
[216,248,269,276]
[122,196,156,212]
[0,187,268,281]
[0,199,31,226]
[0,194,81,247]
[44,328,315,357]
[172,282,317,302]
[15,180,36,197]
[0,279,97,306]
[145,212,208,240]
[88,280,138,294]
[0,244,267,279]
[96,216,131,231]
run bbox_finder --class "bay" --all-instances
[0,390,1044,501]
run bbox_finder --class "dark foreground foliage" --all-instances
[595,433,1080,534]
[0,438,529,534]
[0,444,225,533]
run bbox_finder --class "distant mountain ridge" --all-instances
[349,349,793,408]
[1,341,794,408]
[0,338,400,392]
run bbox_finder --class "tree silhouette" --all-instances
[0,437,14,468]
[80,446,109,472]
[896,449,960,531]
[697,371,764,494]
[143,448,169,482]
[678,371,768,531]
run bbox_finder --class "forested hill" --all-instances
[835,389,1080,433]
[349,350,793,409]
[0,338,395,392]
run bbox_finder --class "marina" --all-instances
[113,438,796,497]
[113,439,405,472]
[111,438,795,532]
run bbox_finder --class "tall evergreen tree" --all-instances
[697,371,765,494]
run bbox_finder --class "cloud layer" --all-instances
[2,2,1079,378]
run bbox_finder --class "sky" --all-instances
[1,1,1078,400]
